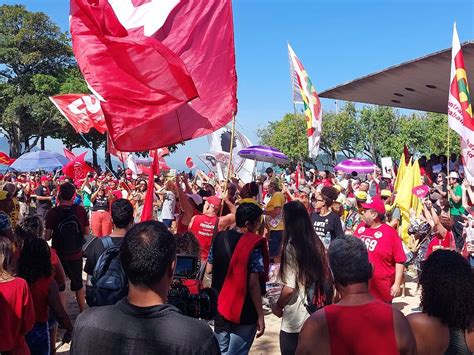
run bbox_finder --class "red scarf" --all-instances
[217,232,269,324]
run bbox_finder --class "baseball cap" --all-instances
[40,176,51,182]
[204,195,222,208]
[380,189,392,198]
[354,190,368,202]
[361,195,386,215]
[449,171,459,179]
[299,186,311,195]
[186,193,203,206]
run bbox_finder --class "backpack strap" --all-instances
[100,236,114,250]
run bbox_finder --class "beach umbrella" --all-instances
[334,158,376,174]
[238,145,289,165]
[9,150,69,172]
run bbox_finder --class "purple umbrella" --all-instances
[238,145,289,165]
[334,158,376,174]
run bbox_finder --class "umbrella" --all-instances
[334,158,376,174]
[9,150,69,172]
[238,145,289,165]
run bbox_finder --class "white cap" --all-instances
[449,171,459,179]
[186,193,203,206]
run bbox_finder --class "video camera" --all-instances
[168,255,217,320]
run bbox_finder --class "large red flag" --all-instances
[0,152,15,165]
[107,134,128,163]
[70,0,237,152]
[141,153,158,222]
[62,152,95,183]
[50,94,107,134]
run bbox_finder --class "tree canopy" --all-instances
[257,103,459,167]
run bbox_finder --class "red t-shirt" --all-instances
[189,214,218,261]
[354,223,406,303]
[325,301,399,355]
[0,277,35,354]
[30,276,52,323]
[425,230,454,259]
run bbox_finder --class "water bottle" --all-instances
[322,232,331,250]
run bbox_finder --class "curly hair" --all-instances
[175,232,201,256]
[14,216,44,250]
[420,250,474,330]
[320,186,339,206]
[17,238,52,285]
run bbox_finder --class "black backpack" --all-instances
[54,206,84,255]
[87,237,128,307]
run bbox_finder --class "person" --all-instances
[296,236,416,355]
[45,182,89,313]
[264,177,285,262]
[448,171,465,250]
[90,180,114,237]
[188,195,221,262]
[407,250,474,354]
[84,199,134,299]
[421,199,455,259]
[17,238,73,354]
[157,179,176,229]
[344,191,367,234]
[71,221,220,354]
[272,201,332,355]
[207,203,269,355]
[35,176,53,220]
[0,236,36,354]
[353,195,406,303]
[311,186,343,243]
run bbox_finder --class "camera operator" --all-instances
[72,221,220,354]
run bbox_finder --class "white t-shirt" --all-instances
[279,246,310,333]
[160,190,176,220]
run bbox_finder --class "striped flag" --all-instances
[447,24,474,182]
[288,43,322,158]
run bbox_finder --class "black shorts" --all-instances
[61,259,84,291]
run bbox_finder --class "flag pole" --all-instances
[219,114,237,217]
[447,127,450,177]
[78,133,118,179]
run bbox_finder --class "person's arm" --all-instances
[429,205,447,238]
[248,272,265,338]
[449,185,462,203]
[333,214,344,238]
[393,310,417,355]
[296,310,330,355]
[390,262,405,297]
[271,285,295,318]
[265,206,282,218]
[53,259,67,291]
[48,280,73,340]
[218,213,235,232]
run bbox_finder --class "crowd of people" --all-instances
[0,151,474,355]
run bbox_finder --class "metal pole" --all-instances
[78,133,118,179]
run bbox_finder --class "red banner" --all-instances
[0,152,15,166]
[70,0,236,152]
[62,152,95,183]
[50,94,107,134]
[63,148,77,161]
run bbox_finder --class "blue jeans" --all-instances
[25,322,49,355]
[215,322,257,355]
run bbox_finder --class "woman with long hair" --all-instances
[0,236,35,354]
[407,250,474,354]
[271,200,332,355]
[17,238,73,355]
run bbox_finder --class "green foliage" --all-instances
[258,103,458,166]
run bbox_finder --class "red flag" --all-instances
[62,152,95,183]
[0,152,15,165]
[70,0,236,152]
[141,153,158,222]
[403,144,410,164]
[185,157,196,169]
[50,94,107,134]
[63,148,77,161]
[295,164,300,191]
[70,0,199,151]
[107,134,128,162]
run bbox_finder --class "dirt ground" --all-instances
[55,272,421,354]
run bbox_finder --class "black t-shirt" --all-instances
[84,236,123,275]
[91,196,109,212]
[311,211,344,241]
[35,185,52,209]
[71,299,220,355]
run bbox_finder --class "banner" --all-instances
[0,152,15,166]
[62,152,95,184]
[63,148,77,161]
[288,43,322,158]
[50,94,107,134]
[447,24,473,183]
[70,0,237,152]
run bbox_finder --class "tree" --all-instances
[0,5,74,157]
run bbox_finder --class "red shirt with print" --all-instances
[425,230,454,259]
[354,222,406,303]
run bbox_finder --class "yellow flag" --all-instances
[411,159,423,216]
[394,159,413,244]
[394,152,406,194]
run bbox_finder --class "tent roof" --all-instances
[319,41,474,113]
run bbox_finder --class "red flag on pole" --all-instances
[107,134,128,163]
[50,94,107,134]
[63,148,77,161]
[0,152,15,165]
[62,152,95,184]
[70,0,237,152]
[141,153,158,222]
[185,157,196,169]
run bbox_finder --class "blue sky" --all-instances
[3,0,474,170]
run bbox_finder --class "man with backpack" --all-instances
[84,199,134,306]
[45,182,89,312]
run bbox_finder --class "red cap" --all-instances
[40,176,51,182]
[205,195,222,208]
[361,195,386,215]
